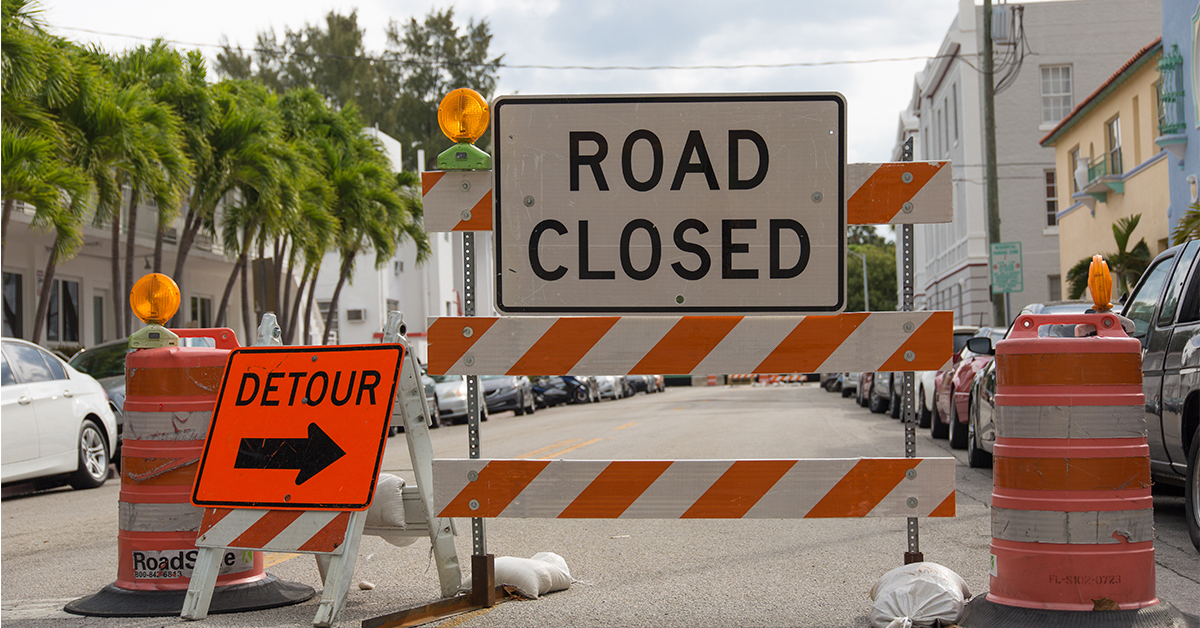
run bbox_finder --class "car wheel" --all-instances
[388,424,401,437]
[525,392,536,415]
[480,406,489,422]
[949,398,968,449]
[918,387,932,428]
[1186,426,1199,551]
[931,395,949,439]
[573,386,589,404]
[69,420,110,490]
[967,403,992,469]
[841,387,853,398]
[869,392,887,414]
[890,391,902,419]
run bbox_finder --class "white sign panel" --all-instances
[493,93,846,314]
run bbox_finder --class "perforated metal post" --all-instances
[900,137,923,564]
[463,231,485,557]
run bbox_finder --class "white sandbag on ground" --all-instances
[462,552,573,600]
[364,474,417,547]
[869,562,971,628]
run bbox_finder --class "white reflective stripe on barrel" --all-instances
[119,501,203,532]
[123,410,212,441]
[991,506,1154,544]
[994,405,1146,440]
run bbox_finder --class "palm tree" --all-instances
[1170,202,1200,245]
[1,0,87,257]
[1067,213,1152,300]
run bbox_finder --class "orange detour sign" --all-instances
[192,345,403,511]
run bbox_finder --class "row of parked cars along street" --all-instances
[3,329,668,492]
[822,241,1200,552]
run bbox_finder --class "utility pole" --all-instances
[983,0,1006,326]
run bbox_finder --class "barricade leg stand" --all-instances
[312,511,368,627]
[382,312,462,597]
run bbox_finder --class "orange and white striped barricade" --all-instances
[422,162,950,230]
[65,327,313,617]
[965,312,1170,623]
[425,312,952,376]
[181,314,460,628]
[433,458,955,519]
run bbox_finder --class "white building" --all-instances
[897,0,1161,325]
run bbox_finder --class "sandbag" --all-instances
[869,562,970,628]
[463,552,573,599]
[365,474,418,547]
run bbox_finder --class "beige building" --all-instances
[1040,38,1171,297]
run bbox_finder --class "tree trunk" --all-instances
[240,241,252,338]
[168,198,203,327]
[280,244,295,342]
[31,242,59,343]
[111,210,124,338]
[321,253,354,346]
[2,198,13,254]
[303,262,321,346]
[123,187,139,335]
[214,251,245,328]
[284,265,309,345]
[273,236,287,339]
[153,221,165,273]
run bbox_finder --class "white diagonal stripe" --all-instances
[500,460,608,517]
[258,511,344,551]
[746,459,857,518]
[818,311,933,372]
[694,317,803,375]
[196,509,268,548]
[622,460,733,518]
[573,317,679,374]
[452,316,557,375]
[432,460,489,515]
[868,458,955,517]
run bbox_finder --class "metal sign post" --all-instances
[899,137,923,564]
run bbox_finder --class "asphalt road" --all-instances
[2,382,1197,627]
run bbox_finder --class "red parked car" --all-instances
[932,327,1005,447]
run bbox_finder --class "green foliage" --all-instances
[1066,213,1151,300]
[845,241,897,312]
[1171,201,1200,245]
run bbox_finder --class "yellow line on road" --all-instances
[263,552,300,568]
[516,439,580,459]
[537,438,605,459]
[614,422,639,430]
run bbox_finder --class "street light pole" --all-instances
[848,248,870,311]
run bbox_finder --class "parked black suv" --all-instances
[1121,240,1200,550]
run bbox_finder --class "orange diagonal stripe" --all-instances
[633,317,741,374]
[848,162,945,224]
[440,460,551,517]
[997,353,1142,387]
[427,317,498,374]
[297,512,351,552]
[508,317,620,375]
[805,459,918,517]
[681,460,796,518]
[455,190,493,231]
[755,313,868,373]
[230,510,303,549]
[421,171,446,197]
[559,461,672,518]
[929,491,956,517]
[994,456,1150,491]
[878,312,954,371]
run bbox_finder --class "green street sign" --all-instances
[990,242,1023,294]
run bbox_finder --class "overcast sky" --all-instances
[41,0,974,164]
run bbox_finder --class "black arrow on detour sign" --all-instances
[234,422,346,485]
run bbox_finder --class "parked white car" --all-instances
[2,337,118,489]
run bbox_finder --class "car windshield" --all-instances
[430,374,462,384]
[68,341,130,379]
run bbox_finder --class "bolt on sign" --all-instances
[192,345,403,511]
[493,93,847,314]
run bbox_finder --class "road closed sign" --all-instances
[493,93,846,314]
[192,345,403,511]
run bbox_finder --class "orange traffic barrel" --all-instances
[66,329,313,616]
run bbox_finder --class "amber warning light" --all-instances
[436,88,491,170]
[129,273,181,348]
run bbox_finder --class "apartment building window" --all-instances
[46,278,79,342]
[951,83,959,142]
[93,294,104,344]
[190,296,212,328]
[940,103,949,154]
[3,271,22,337]
[1106,117,1123,175]
[1156,44,1185,135]
[1049,275,1062,301]
[1069,148,1082,193]
[1044,170,1058,227]
[1041,65,1073,124]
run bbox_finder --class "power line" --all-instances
[50,23,967,71]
